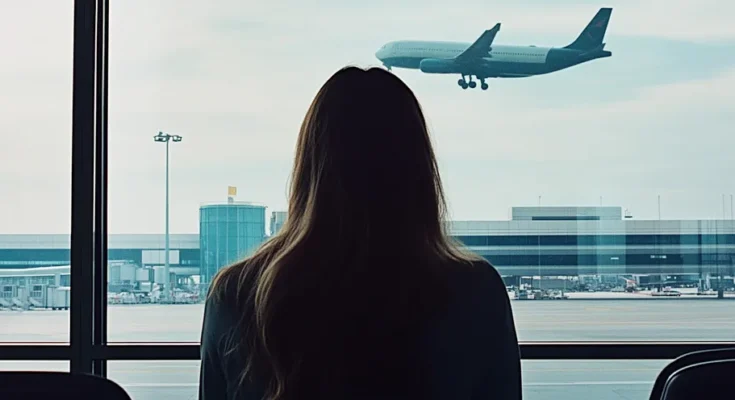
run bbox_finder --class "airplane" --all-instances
[374,7,613,90]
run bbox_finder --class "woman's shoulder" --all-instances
[207,259,260,309]
[441,257,511,317]
[201,260,259,348]
[445,258,505,292]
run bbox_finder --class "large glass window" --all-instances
[1,1,734,399]
[522,360,666,400]
[0,2,73,343]
[106,360,667,400]
[0,362,68,372]
[106,1,735,346]
[108,361,199,400]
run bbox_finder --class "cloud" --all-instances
[206,0,735,43]
[428,68,735,221]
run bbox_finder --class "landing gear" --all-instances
[458,75,489,90]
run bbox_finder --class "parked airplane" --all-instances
[375,7,613,90]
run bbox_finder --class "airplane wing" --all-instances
[454,23,501,62]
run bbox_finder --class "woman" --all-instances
[199,67,521,400]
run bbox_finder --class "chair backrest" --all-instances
[0,371,132,400]
[649,348,735,400]
[661,359,735,400]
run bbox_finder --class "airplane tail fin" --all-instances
[565,7,612,51]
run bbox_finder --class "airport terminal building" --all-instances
[1,206,733,296]
[452,207,735,279]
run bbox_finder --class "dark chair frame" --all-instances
[659,358,735,400]
[649,348,735,400]
[0,371,132,399]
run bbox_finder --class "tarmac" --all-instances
[1,299,733,399]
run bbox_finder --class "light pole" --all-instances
[154,131,182,302]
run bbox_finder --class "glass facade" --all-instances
[199,203,267,288]
[456,234,735,247]
[0,248,199,270]
[0,249,70,268]
[0,231,731,279]
[269,211,287,236]
[457,234,735,276]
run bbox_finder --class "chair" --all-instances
[0,371,132,400]
[649,348,735,400]
[660,359,735,400]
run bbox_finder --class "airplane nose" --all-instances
[375,48,383,60]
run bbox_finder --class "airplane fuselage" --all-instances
[376,41,611,78]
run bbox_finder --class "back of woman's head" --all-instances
[290,66,446,242]
[213,66,478,399]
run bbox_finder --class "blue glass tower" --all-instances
[199,202,266,290]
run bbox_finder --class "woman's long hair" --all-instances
[211,66,480,399]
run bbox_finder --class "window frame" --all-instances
[2,0,735,382]
[68,0,102,375]
[4,343,735,362]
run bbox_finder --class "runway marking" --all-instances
[525,381,652,387]
[121,383,199,388]
[523,368,660,373]
[581,307,639,312]
[112,368,662,374]
[117,382,655,388]
[517,320,735,327]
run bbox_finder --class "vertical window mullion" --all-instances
[70,0,98,375]
[92,0,110,377]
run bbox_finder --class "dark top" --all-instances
[199,261,522,399]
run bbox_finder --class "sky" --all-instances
[1,0,734,234]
